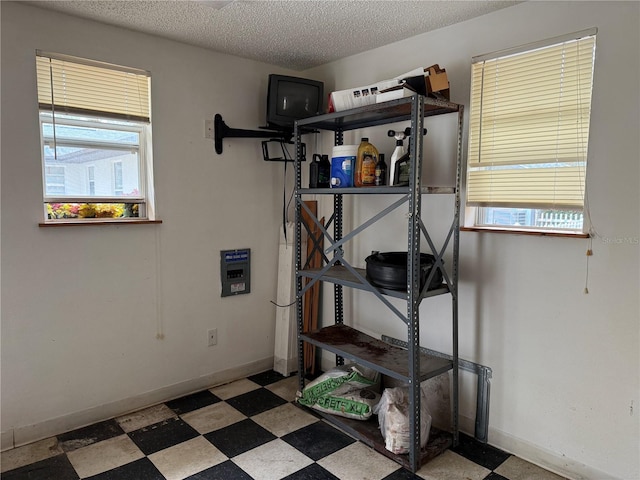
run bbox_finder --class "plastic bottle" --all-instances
[355,138,379,187]
[393,148,411,186]
[309,154,320,188]
[374,153,387,186]
[310,154,331,188]
[389,139,405,185]
[330,145,357,188]
[317,154,331,188]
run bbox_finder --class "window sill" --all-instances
[39,219,162,227]
[460,226,589,238]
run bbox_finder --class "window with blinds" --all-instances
[36,51,155,222]
[465,29,596,232]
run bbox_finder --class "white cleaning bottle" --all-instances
[389,132,406,186]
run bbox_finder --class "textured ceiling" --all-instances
[27,0,521,71]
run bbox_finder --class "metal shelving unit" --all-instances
[293,95,464,472]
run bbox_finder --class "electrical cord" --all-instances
[282,157,288,242]
[273,139,306,309]
[270,299,297,308]
[280,142,296,244]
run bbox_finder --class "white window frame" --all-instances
[36,51,155,223]
[39,112,152,219]
[465,29,596,235]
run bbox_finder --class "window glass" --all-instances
[45,166,65,195]
[36,51,153,222]
[477,207,584,231]
[41,113,146,220]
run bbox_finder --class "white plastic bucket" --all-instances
[330,145,357,188]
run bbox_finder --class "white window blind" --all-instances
[466,30,596,209]
[36,51,150,122]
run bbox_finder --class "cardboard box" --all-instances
[402,64,450,100]
[426,65,450,93]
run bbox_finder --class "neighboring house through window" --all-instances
[113,161,123,196]
[465,29,596,233]
[44,165,65,195]
[87,165,95,196]
[36,51,155,221]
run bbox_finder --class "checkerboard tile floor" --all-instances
[1,370,567,480]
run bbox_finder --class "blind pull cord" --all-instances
[48,59,58,162]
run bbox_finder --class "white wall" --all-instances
[1,1,302,449]
[305,2,639,480]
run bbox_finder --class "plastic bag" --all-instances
[297,364,381,420]
[373,386,432,454]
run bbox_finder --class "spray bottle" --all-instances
[388,127,427,185]
[388,128,409,185]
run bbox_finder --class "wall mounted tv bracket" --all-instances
[214,113,302,161]
[261,139,306,163]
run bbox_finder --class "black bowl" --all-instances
[365,251,443,291]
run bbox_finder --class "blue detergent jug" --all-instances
[330,145,357,188]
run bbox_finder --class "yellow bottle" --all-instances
[355,137,379,187]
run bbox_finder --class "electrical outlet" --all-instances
[205,119,214,139]
[207,328,217,347]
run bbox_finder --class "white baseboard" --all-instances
[459,414,621,480]
[3,357,273,451]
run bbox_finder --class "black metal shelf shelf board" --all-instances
[301,406,453,471]
[298,186,456,195]
[299,266,450,300]
[300,325,453,383]
[296,96,460,132]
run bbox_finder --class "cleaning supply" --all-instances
[374,153,387,186]
[317,154,331,188]
[355,138,379,187]
[393,149,411,186]
[309,154,331,188]
[388,127,427,185]
[388,129,407,185]
[309,155,320,188]
[389,139,405,185]
[330,145,357,188]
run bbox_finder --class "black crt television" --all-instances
[266,74,324,131]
